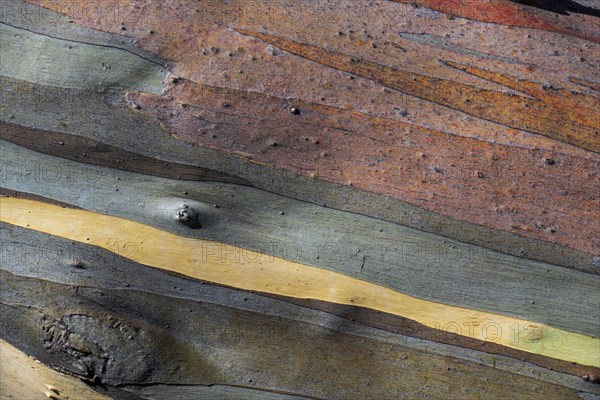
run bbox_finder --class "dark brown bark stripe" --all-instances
[0,188,82,210]
[0,120,250,185]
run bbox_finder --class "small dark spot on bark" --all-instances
[393,107,408,117]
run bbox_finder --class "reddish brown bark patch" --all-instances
[26,0,600,255]
[127,79,600,255]
[235,29,600,153]
[27,0,600,156]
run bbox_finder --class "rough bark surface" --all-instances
[1,0,599,399]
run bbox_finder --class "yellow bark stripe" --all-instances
[1,196,598,367]
[0,339,112,400]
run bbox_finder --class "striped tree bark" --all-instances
[1,1,599,399]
